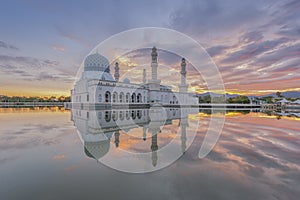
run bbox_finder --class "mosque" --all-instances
[71,47,198,108]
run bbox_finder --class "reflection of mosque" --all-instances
[71,47,198,108]
[71,107,196,166]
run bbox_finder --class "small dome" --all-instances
[84,52,110,72]
[123,78,130,84]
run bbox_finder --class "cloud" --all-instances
[206,45,231,57]
[169,0,266,37]
[0,55,59,69]
[221,37,289,64]
[239,30,264,44]
[252,42,300,67]
[0,55,74,83]
[0,41,18,50]
[52,45,65,52]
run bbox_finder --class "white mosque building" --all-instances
[71,47,198,108]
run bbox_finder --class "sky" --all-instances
[0,0,299,97]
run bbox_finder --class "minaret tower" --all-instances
[151,47,158,81]
[179,58,188,93]
[149,47,161,103]
[149,47,161,91]
[143,69,147,84]
[114,62,120,82]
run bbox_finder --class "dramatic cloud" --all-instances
[0,0,299,95]
[221,38,289,64]
[0,41,18,50]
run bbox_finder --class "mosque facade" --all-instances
[71,47,198,108]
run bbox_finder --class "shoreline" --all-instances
[0,102,65,107]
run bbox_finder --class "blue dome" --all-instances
[123,78,130,84]
[84,52,110,72]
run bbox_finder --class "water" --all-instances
[0,107,299,200]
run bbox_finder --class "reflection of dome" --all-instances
[84,52,110,72]
[84,140,110,160]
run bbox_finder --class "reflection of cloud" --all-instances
[52,154,66,160]
[0,124,64,151]
[222,142,289,170]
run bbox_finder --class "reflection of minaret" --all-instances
[114,131,120,148]
[143,126,147,141]
[179,58,188,93]
[143,69,147,84]
[179,108,189,153]
[180,118,188,153]
[114,62,120,82]
[151,133,158,167]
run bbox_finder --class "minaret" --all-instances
[179,58,188,93]
[149,47,161,103]
[151,47,158,81]
[143,69,147,84]
[114,62,120,82]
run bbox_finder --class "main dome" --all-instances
[84,52,110,72]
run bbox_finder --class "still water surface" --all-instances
[0,107,299,200]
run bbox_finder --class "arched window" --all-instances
[119,92,124,103]
[126,93,130,103]
[137,93,142,103]
[105,91,111,102]
[131,93,136,103]
[113,92,118,103]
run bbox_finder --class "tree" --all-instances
[276,91,283,98]
[227,96,250,104]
